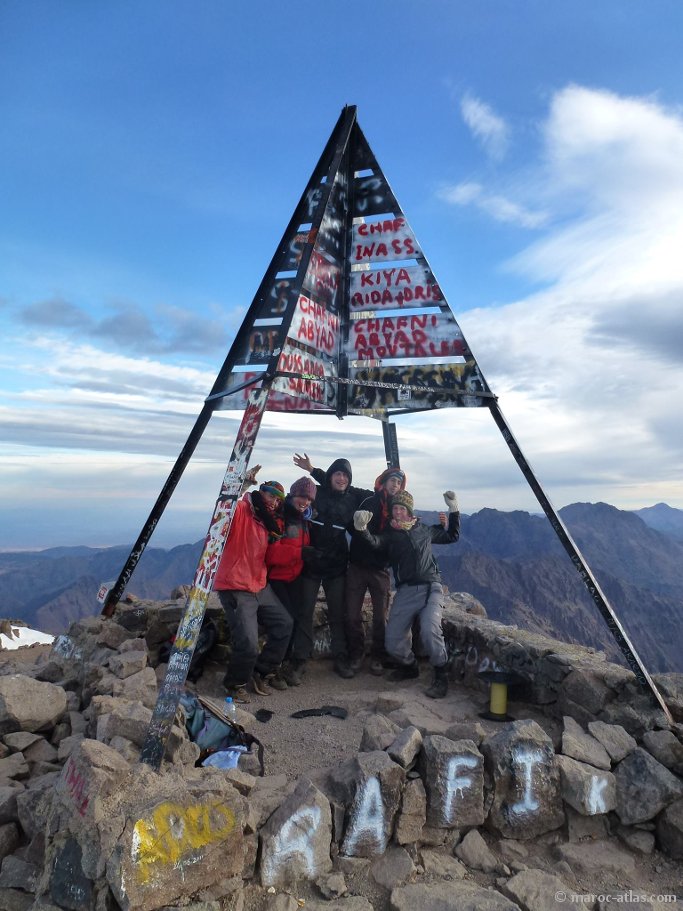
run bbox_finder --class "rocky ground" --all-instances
[1,623,681,910]
[185,653,682,910]
[189,652,501,780]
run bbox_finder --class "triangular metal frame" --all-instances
[100,106,669,766]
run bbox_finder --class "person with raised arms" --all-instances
[353,488,460,699]
[292,452,373,678]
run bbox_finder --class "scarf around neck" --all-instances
[251,491,284,541]
[391,516,418,532]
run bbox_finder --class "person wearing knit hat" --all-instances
[289,476,317,501]
[345,466,407,677]
[260,480,286,500]
[390,489,414,516]
[353,488,461,700]
[213,477,292,703]
[292,451,374,678]
[263,477,317,689]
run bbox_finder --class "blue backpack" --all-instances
[179,692,265,774]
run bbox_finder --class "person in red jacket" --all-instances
[265,476,317,688]
[213,480,293,703]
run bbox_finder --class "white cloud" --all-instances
[439,181,548,228]
[450,85,683,513]
[460,93,509,161]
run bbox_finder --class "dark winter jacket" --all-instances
[304,460,373,578]
[359,512,460,586]
[348,469,408,570]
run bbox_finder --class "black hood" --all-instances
[325,458,352,486]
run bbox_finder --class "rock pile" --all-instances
[0,594,680,910]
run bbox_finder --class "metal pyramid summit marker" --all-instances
[211,108,493,419]
[99,106,670,766]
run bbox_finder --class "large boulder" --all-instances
[656,797,683,859]
[0,676,67,734]
[260,779,333,887]
[419,736,484,829]
[556,755,616,816]
[614,748,683,825]
[326,750,405,858]
[481,720,564,840]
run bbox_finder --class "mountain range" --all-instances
[1,502,682,674]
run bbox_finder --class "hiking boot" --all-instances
[388,659,419,682]
[369,659,384,676]
[425,663,449,699]
[281,659,306,687]
[223,682,250,704]
[334,659,356,679]
[267,669,288,691]
[348,656,363,673]
[251,671,271,696]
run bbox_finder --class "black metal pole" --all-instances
[382,420,400,468]
[488,399,672,723]
[100,403,214,616]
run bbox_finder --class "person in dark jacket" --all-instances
[346,467,407,676]
[265,476,317,688]
[293,452,373,677]
[353,488,460,699]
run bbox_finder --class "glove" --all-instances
[443,491,459,513]
[353,510,373,531]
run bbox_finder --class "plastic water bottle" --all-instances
[224,696,237,721]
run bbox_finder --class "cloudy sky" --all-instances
[2,1,683,549]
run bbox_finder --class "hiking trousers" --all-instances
[385,582,447,668]
[345,563,390,660]
[218,586,293,686]
[298,573,347,661]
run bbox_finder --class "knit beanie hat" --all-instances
[289,476,317,500]
[260,480,285,500]
[375,467,406,491]
[391,490,414,516]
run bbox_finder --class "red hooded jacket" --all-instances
[266,496,311,583]
[214,493,271,593]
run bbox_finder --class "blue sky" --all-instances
[2,1,683,548]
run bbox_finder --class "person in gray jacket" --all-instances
[353,488,460,698]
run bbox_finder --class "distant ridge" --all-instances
[634,502,683,540]
[1,502,681,673]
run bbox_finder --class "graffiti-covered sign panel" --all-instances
[351,218,420,265]
[282,231,311,272]
[350,264,442,310]
[233,328,281,366]
[353,173,399,218]
[348,363,487,412]
[273,341,337,405]
[347,313,467,362]
[317,169,348,261]
[287,294,340,357]
[303,249,341,312]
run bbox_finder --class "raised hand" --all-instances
[353,510,373,531]
[293,452,313,473]
[244,464,262,486]
[443,490,459,513]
